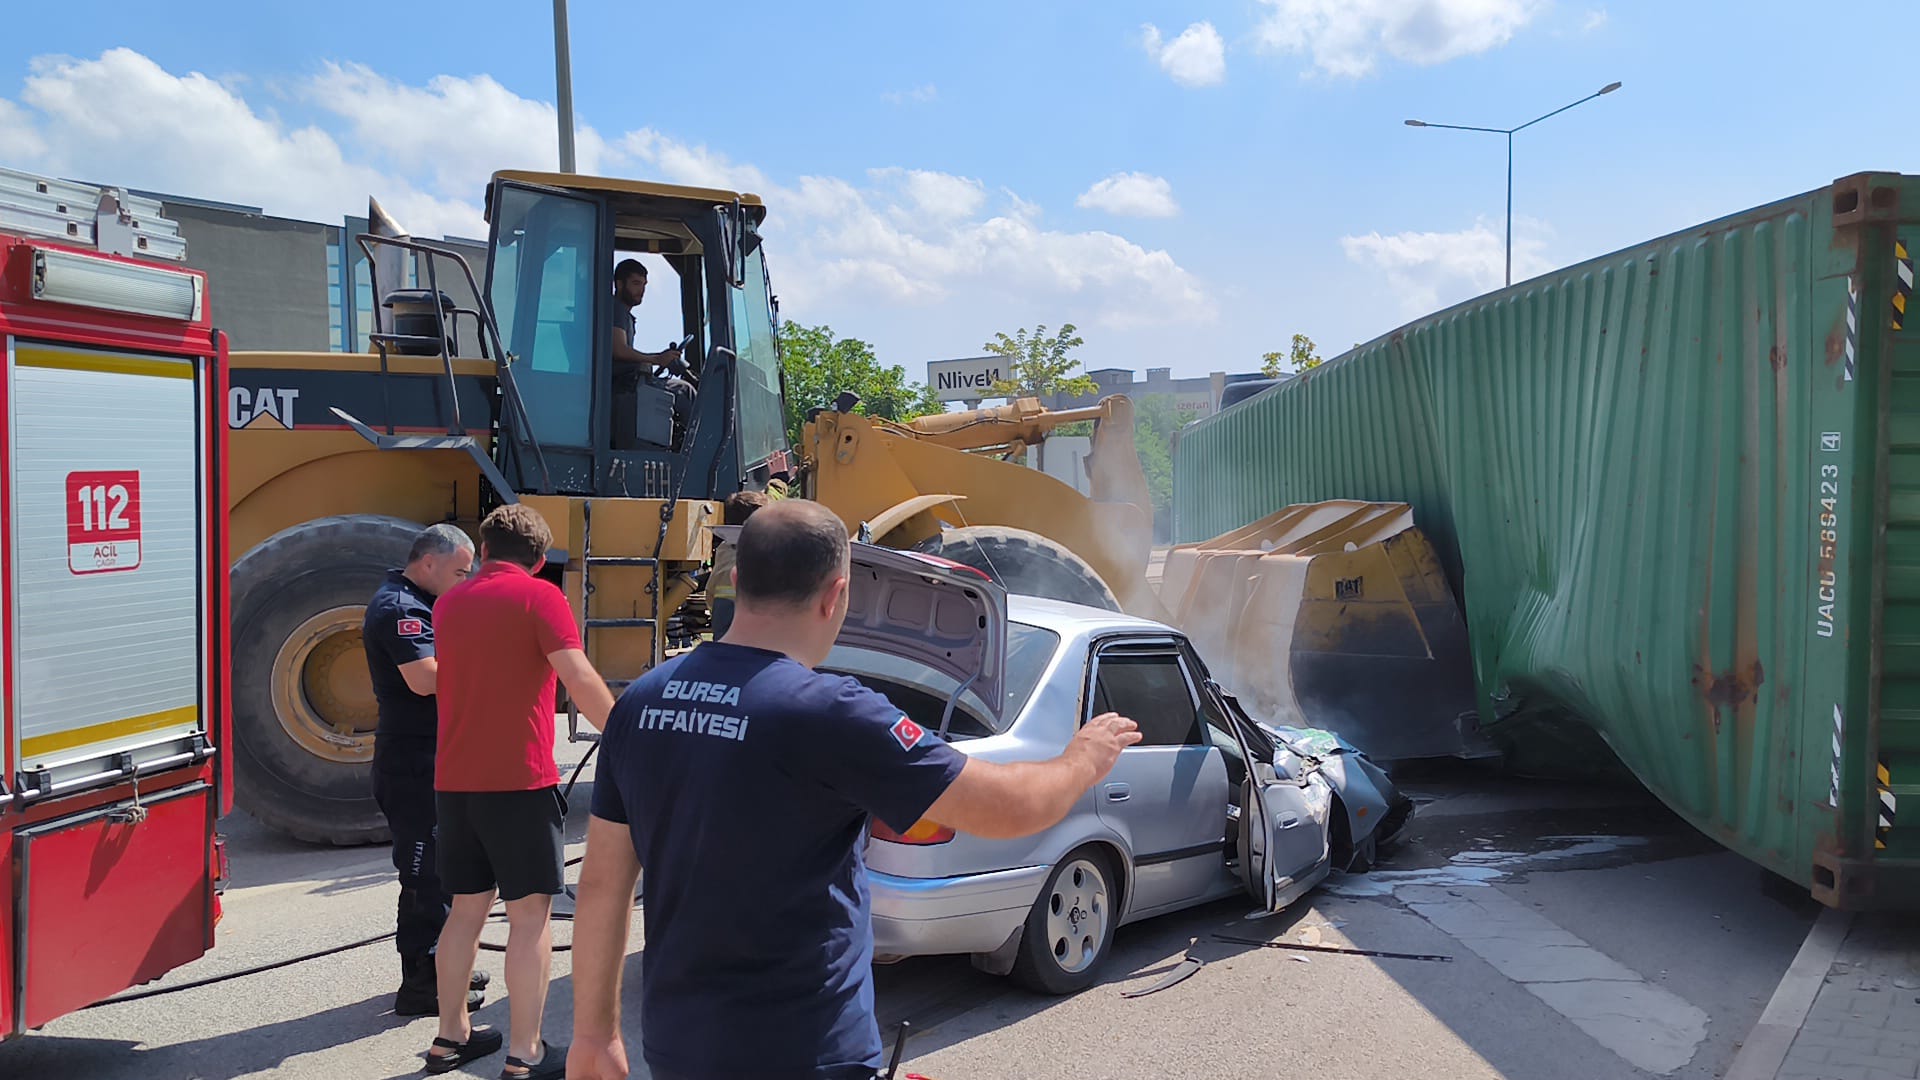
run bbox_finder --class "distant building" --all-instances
[1006,365,1275,502]
[108,187,489,356]
[1039,365,1275,425]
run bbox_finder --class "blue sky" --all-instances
[4,1,1916,382]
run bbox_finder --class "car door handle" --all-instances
[1106,783,1131,802]
[1279,815,1301,829]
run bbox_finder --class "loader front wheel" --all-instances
[231,514,427,846]
[913,526,1121,611]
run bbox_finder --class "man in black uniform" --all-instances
[363,522,487,1017]
[566,502,1141,1079]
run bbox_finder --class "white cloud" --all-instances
[1076,172,1180,218]
[871,168,989,222]
[618,128,771,193]
[1,48,1215,348]
[7,48,481,238]
[1255,0,1541,77]
[762,171,1212,328]
[1340,218,1552,313]
[883,84,938,105]
[1581,8,1609,33]
[1141,22,1227,87]
[304,63,621,197]
[0,99,47,160]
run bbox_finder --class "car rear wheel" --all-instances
[1010,848,1118,994]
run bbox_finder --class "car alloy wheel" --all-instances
[1010,848,1119,994]
[1044,857,1110,974]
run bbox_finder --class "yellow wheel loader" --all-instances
[224,172,1152,844]
[224,170,1476,845]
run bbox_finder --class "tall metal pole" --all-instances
[1505,132,1514,287]
[1405,82,1621,290]
[553,0,577,173]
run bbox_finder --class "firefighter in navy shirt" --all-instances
[566,501,1141,1080]
[362,523,485,1017]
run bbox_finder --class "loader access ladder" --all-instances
[568,497,670,743]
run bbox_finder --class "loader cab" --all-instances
[480,171,791,501]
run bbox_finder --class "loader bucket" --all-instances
[1161,501,1490,763]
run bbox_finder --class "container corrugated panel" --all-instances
[1173,172,1919,906]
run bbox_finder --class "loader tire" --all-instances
[231,514,426,846]
[913,526,1121,611]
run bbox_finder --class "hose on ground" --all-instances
[83,749,618,1009]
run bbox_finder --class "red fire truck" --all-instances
[0,167,229,1038]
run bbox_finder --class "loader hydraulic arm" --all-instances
[887,395,1156,549]
[894,396,1107,451]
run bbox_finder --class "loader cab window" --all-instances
[609,251,699,452]
[730,243,788,468]
[488,185,599,449]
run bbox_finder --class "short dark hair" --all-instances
[614,259,647,284]
[723,490,770,526]
[734,501,848,610]
[479,504,553,569]
[408,522,473,564]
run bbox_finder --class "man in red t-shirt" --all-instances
[422,503,615,1079]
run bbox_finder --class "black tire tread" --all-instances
[1009,845,1120,995]
[231,513,430,846]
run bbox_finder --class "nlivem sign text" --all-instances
[927,356,1006,402]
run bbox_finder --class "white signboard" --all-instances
[927,355,1007,402]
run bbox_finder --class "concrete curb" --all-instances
[1722,906,1855,1080]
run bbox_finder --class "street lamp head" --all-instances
[1404,119,1428,127]
[1599,81,1622,94]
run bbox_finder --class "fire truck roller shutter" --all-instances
[10,346,205,777]
[230,514,426,846]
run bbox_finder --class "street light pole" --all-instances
[553,0,577,173]
[1405,81,1621,287]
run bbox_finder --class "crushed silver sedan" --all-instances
[828,542,1413,994]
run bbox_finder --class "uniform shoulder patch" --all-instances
[890,715,925,751]
[396,617,425,637]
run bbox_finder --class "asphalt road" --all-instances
[0,740,1821,1080]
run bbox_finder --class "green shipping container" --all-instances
[1174,171,1917,908]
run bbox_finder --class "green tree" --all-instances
[777,321,943,446]
[984,323,1098,400]
[1131,394,1182,541]
[1260,333,1324,378]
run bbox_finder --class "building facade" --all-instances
[1039,365,1275,423]
[132,190,489,357]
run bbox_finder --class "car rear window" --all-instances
[822,621,1060,736]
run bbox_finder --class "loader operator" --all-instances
[361,523,488,1018]
[566,501,1143,1080]
[610,259,683,377]
[611,258,693,446]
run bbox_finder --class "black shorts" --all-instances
[435,788,566,901]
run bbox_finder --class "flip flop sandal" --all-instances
[499,1039,567,1080]
[424,1026,504,1074]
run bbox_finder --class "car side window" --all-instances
[1090,647,1203,748]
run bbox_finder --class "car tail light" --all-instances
[871,817,955,845]
[901,551,994,584]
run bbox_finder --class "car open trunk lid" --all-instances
[712,527,1009,726]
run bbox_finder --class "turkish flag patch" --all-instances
[397,618,425,637]
[890,715,925,751]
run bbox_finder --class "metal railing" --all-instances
[352,233,553,495]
